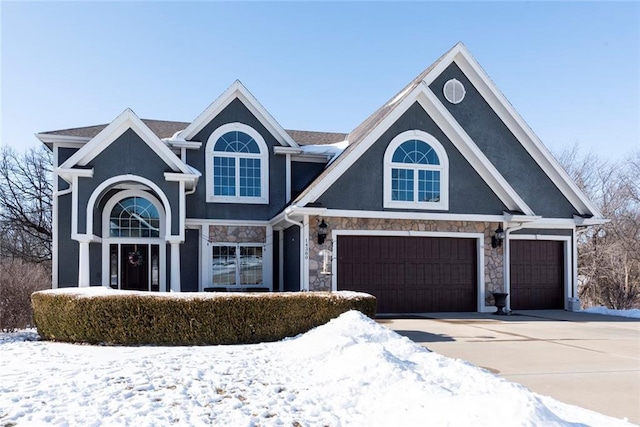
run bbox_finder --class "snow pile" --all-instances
[583,306,640,319]
[0,311,634,426]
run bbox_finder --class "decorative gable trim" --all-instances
[415,88,534,215]
[180,80,298,148]
[59,109,194,176]
[423,43,602,218]
[295,82,534,215]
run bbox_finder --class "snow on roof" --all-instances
[300,140,349,163]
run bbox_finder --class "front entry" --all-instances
[110,244,160,291]
[103,191,167,292]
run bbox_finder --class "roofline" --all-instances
[295,81,535,215]
[295,42,603,219]
[180,80,299,148]
[59,109,194,176]
[440,43,604,218]
[35,134,92,144]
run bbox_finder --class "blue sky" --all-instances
[1,2,638,159]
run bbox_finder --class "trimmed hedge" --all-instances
[31,289,376,346]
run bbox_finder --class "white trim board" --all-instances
[294,77,533,215]
[59,109,194,177]
[294,42,602,220]
[180,80,298,148]
[427,43,602,218]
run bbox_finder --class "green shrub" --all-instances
[31,289,376,345]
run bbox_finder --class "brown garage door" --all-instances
[337,236,477,313]
[510,240,564,310]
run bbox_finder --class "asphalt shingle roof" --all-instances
[41,121,346,146]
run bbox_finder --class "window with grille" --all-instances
[384,130,449,210]
[206,123,269,204]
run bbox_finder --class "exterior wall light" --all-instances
[317,219,328,245]
[491,226,506,248]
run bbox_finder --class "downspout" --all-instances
[283,206,306,291]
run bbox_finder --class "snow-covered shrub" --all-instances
[0,259,50,332]
[31,289,376,345]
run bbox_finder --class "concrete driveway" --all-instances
[380,310,640,424]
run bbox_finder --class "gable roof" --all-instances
[179,80,298,147]
[39,121,346,147]
[423,43,603,218]
[294,42,603,220]
[58,109,196,177]
[41,119,190,140]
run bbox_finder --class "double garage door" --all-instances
[337,235,565,313]
[337,236,478,313]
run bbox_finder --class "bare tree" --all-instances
[0,146,53,263]
[557,145,640,309]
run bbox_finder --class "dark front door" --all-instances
[121,244,149,291]
[510,240,564,310]
[337,236,477,313]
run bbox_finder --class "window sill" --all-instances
[384,200,449,210]
[207,196,269,204]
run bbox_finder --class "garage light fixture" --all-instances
[317,219,328,245]
[491,226,505,248]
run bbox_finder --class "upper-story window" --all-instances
[383,130,449,210]
[206,123,269,204]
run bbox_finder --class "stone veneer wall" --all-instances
[307,217,504,308]
[209,225,266,243]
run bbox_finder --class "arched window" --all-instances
[109,196,160,238]
[384,130,449,210]
[206,123,269,204]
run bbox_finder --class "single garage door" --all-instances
[337,235,477,313]
[510,240,564,310]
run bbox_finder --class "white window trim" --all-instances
[208,242,268,289]
[101,189,167,291]
[205,122,269,204]
[383,129,449,210]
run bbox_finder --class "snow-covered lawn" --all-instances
[0,311,635,426]
[583,306,640,319]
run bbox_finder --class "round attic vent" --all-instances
[443,78,466,104]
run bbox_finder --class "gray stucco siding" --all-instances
[57,193,78,287]
[292,162,326,201]
[77,128,182,237]
[186,98,288,220]
[283,225,300,291]
[272,230,280,291]
[316,102,507,214]
[89,243,101,285]
[429,63,577,218]
[180,229,200,292]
